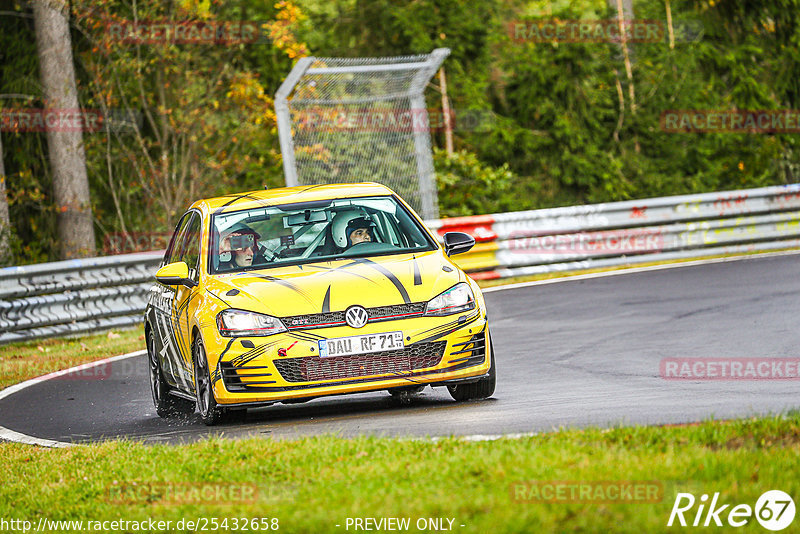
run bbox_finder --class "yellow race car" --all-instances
[145,183,495,425]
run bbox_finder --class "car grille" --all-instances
[273,340,446,383]
[282,302,426,330]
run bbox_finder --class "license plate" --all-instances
[319,331,404,358]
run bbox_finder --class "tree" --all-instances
[69,0,304,235]
[33,0,96,258]
[0,131,9,264]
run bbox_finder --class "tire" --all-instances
[448,333,496,402]
[147,328,195,418]
[193,335,226,426]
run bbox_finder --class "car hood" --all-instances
[204,250,463,317]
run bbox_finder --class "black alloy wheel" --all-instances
[448,333,496,402]
[147,328,194,417]
[193,335,226,426]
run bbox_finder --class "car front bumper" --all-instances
[206,310,490,406]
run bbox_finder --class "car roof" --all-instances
[195,182,397,214]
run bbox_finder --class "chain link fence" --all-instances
[275,49,449,220]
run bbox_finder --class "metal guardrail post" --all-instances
[275,57,315,188]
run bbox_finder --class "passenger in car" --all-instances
[218,224,264,270]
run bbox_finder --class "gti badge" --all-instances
[345,305,369,328]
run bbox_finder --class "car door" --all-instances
[152,211,195,390]
[170,210,203,392]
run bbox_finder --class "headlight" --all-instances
[425,283,476,316]
[216,309,286,337]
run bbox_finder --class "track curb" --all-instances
[0,350,145,448]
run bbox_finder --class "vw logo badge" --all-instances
[345,306,369,328]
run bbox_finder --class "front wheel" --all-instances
[448,334,496,402]
[193,335,226,426]
[147,328,194,418]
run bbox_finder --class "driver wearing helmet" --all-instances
[331,212,377,250]
[345,218,374,245]
[218,223,261,269]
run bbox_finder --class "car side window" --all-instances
[164,212,192,266]
[180,213,202,279]
[375,211,401,247]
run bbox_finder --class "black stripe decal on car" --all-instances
[352,258,410,304]
[250,274,316,306]
[212,193,267,214]
[322,285,331,313]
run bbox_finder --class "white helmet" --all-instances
[331,210,375,248]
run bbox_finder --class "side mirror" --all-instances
[442,231,476,256]
[155,261,197,288]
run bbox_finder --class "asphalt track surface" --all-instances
[2,253,799,446]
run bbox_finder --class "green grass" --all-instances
[1,255,799,532]
[0,328,144,389]
[0,415,799,532]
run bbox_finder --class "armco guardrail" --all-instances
[2,183,800,344]
[427,183,800,279]
[0,252,163,344]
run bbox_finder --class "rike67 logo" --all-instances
[668,490,795,531]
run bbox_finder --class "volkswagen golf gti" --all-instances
[145,183,496,424]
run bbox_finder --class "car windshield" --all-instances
[209,195,436,273]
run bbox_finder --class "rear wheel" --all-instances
[147,328,195,418]
[448,334,496,402]
[193,335,226,426]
